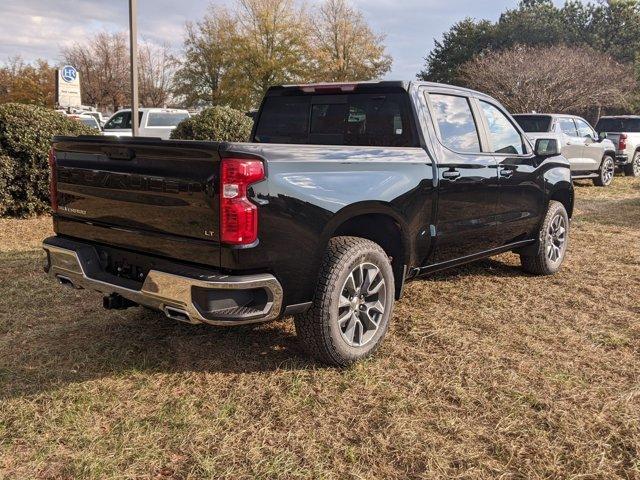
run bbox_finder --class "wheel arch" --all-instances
[548,182,574,218]
[320,202,411,300]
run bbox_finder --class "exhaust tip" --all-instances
[56,275,77,289]
[164,306,198,324]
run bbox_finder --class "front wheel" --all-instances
[294,236,395,367]
[623,152,640,177]
[593,155,615,186]
[520,200,569,276]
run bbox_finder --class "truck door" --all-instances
[425,91,499,264]
[575,117,603,172]
[558,117,586,171]
[474,99,545,246]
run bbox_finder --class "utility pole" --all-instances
[129,0,139,136]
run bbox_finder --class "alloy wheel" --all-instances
[546,214,567,263]
[602,158,615,185]
[338,262,386,347]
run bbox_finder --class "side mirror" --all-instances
[598,131,607,141]
[535,138,560,157]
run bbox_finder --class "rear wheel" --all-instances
[593,155,615,186]
[623,152,640,177]
[294,236,395,367]
[520,200,569,276]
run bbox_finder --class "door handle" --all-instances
[499,168,514,178]
[442,170,461,180]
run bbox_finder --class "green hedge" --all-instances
[0,148,15,217]
[0,103,95,217]
[170,106,253,142]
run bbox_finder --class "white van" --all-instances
[103,108,190,140]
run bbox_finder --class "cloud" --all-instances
[1,0,577,79]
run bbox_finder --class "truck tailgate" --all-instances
[52,136,222,266]
[605,133,623,151]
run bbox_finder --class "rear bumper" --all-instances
[42,236,283,326]
[615,154,629,165]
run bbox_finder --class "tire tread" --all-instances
[294,236,392,367]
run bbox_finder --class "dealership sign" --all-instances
[56,65,81,108]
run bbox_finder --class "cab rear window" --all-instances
[513,115,552,133]
[596,118,640,133]
[254,93,419,147]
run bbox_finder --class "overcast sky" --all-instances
[1,0,571,79]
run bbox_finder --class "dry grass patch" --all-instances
[0,177,639,479]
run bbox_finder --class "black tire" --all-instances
[593,155,615,186]
[520,200,569,276]
[294,236,395,367]
[623,152,640,177]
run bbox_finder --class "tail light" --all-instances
[220,158,265,245]
[619,133,627,151]
[48,147,58,211]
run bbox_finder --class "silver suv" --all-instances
[595,116,640,177]
[514,114,617,186]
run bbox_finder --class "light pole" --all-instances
[129,0,139,136]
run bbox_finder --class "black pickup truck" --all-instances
[44,81,573,366]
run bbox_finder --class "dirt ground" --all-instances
[0,177,638,479]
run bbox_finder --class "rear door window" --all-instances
[147,112,189,127]
[559,118,578,137]
[429,93,481,153]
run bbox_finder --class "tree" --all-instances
[0,57,55,107]
[173,0,393,110]
[173,0,313,110]
[457,45,636,115]
[233,0,313,108]
[172,6,240,108]
[418,18,496,84]
[62,32,176,111]
[61,32,129,111]
[138,42,177,107]
[418,0,640,85]
[310,0,391,82]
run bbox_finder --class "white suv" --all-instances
[514,113,618,186]
[103,108,190,140]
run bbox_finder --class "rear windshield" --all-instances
[595,118,640,133]
[147,112,189,127]
[253,93,419,147]
[513,115,552,133]
[79,117,99,129]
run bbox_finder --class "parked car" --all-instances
[43,81,573,366]
[513,113,617,186]
[68,114,102,132]
[595,115,640,177]
[82,111,107,128]
[103,108,190,140]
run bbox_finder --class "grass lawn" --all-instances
[0,177,638,479]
